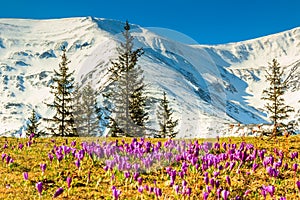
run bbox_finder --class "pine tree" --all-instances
[95,99,108,136]
[26,109,41,137]
[104,21,148,137]
[73,83,82,134]
[74,83,100,136]
[46,47,78,137]
[261,58,294,136]
[156,91,178,138]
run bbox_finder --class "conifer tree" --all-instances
[46,47,78,137]
[73,83,82,134]
[74,83,100,136]
[262,58,294,136]
[104,21,148,137]
[26,109,41,137]
[156,91,178,138]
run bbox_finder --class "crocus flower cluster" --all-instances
[5,136,298,199]
[74,138,299,199]
[1,153,13,164]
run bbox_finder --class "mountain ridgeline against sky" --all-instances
[0,17,300,137]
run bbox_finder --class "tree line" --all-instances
[25,21,178,138]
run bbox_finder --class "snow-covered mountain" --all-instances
[0,17,299,137]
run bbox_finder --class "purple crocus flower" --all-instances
[181,162,188,172]
[124,171,130,179]
[18,143,24,150]
[274,159,282,168]
[53,187,64,198]
[252,162,259,172]
[26,141,32,147]
[66,176,72,188]
[36,182,43,195]
[75,149,85,161]
[6,156,13,164]
[203,191,209,200]
[244,189,251,196]
[75,159,80,169]
[259,149,265,160]
[215,180,220,188]
[204,176,209,185]
[40,163,46,173]
[293,163,298,172]
[291,152,298,160]
[111,174,115,181]
[6,155,11,164]
[296,180,300,191]
[29,133,35,140]
[174,185,180,194]
[216,188,221,198]
[154,187,162,197]
[239,142,245,151]
[213,171,220,177]
[229,161,236,171]
[133,172,139,181]
[263,156,273,167]
[210,178,215,188]
[206,185,212,193]
[48,153,54,163]
[112,186,121,200]
[226,176,231,186]
[214,142,220,150]
[2,153,6,162]
[138,186,143,193]
[264,185,275,197]
[222,142,227,151]
[202,163,208,171]
[166,166,172,173]
[221,190,230,200]
[260,187,267,199]
[225,162,230,169]
[103,166,109,171]
[137,177,143,185]
[182,180,187,187]
[184,187,192,196]
[55,151,63,162]
[266,166,279,178]
[62,145,71,155]
[23,172,28,181]
[71,140,76,147]
[178,170,185,179]
[218,164,223,170]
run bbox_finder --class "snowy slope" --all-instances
[0,17,299,137]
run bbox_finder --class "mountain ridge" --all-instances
[0,17,299,137]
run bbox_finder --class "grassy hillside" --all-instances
[0,135,299,199]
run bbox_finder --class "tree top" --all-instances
[124,21,130,31]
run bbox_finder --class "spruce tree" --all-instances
[156,91,178,138]
[26,109,41,137]
[261,58,294,136]
[46,47,78,137]
[104,21,148,137]
[74,83,100,136]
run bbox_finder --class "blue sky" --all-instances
[1,0,300,44]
